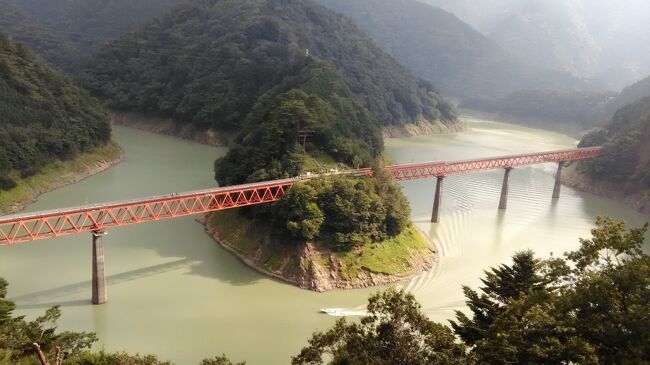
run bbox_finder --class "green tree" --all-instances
[578,129,609,148]
[0,279,15,326]
[67,351,172,365]
[561,217,650,363]
[0,34,111,190]
[372,169,411,236]
[319,177,387,249]
[451,251,547,339]
[292,288,469,365]
[0,278,97,363]
[274,183,325,242]
[449,250,587,364]
[271,173,411,249]
[450,250,600,364]
[200,355,246,365]
[452,217,650,364]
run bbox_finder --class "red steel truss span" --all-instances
[0,147,601,245]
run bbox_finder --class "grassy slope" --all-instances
[0,141,123,214]
[206,210,433,288]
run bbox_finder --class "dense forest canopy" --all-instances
[317,0,598,102]
[12,0,184,51]
[80,0,457,130]
[214,59,383,186]
[0,34,111,190]
[465,73,650,132]
[0,0,81,72]
[272,172,410,249]
[469,89,616,128]
[212,60,411,250]
[579,96,650,188]
[0,0,184,71]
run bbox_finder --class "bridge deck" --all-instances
[0,147,601,245]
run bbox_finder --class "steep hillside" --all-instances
[581,97,650,185]
[0,0,81,71]
[12,0,184,50]
[605,75,650,115]
[468,75,650,134]
[572,96,650,213]
[80,0,456,129]
[469,90,615,133]
[317,0,597,101]
[484,1,600,78]
[0,34,111,190]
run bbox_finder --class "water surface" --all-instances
[1,119,648,364]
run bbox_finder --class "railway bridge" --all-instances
[0,147,601,304]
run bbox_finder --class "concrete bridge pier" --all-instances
[431,176,444,223]
[92,230,107,305]
[499,167,513,210]
[552,161,566,199]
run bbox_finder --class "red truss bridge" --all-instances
[0,147,601,246]
[0,147,601,304]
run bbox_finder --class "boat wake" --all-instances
[320,307,367,317]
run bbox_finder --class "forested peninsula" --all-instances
[72,0,454,289]
[0,34,121,213]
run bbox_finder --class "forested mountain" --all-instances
[579,96,650,191]
[605,75,650,115]
[472,74,650,134]
[0,34,110,190]
[0,0,81,71]
[422,0,650,89]
[316,0,597,102]
[12,0,183,50]
[0,0,184,71]
[80,0,456,130]
[469,90,615,133]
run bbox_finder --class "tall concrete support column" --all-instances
[552,161,565,199]
[92,230,107,305]
[431,176,444,223]
[499,167,513,210]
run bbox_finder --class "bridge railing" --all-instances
[386,147,601,180]
[0,147,601,245]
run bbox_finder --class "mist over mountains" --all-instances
[317,0,598,103]
[421,0,650,90]
[2,0,650,134]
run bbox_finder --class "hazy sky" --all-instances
[421,0,650,88]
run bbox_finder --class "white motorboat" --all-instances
[319,308,341,315]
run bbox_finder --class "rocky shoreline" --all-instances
[201,217,437,292]
[382,119,468,138]
[563,166,650,216]
[0,143,124,215]
[111,112,227,146]
[113,111,467,146]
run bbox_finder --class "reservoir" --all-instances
[1,118,648,364]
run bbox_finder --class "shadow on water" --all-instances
[493,209,507,246]
[10,259,195,305]
[100,219,264,286]
[16,299,91,310]
[10,257,260,308]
